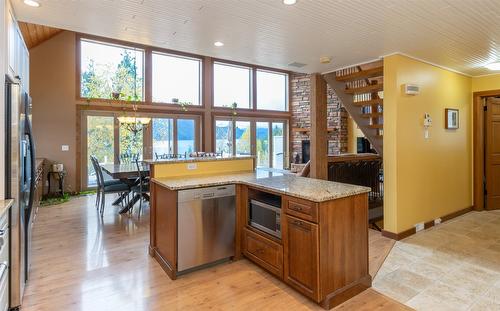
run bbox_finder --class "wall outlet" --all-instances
[187,163,197,170]
[415,222,424,232]
[434,218,442,225]
[61,145,69,151]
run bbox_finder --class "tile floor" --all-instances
[374,210,500,311]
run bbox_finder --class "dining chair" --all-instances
[132,159,150,215]
[91,156,130,216]
[120,152,140,164]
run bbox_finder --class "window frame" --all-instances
[81,110,202,190]
[212,61,253,110]
[256,68,289,112]
[151,51,203,106]
[78,37,146,102]
[213,116,289,168]
[211,59,290,113]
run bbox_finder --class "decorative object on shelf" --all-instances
[445,108,459,129]
[231,102,238,115]
[172,98,179,104]
[111,92,121,100]
[294,153,301,164]
[51,163,64,172]
[180,101,192,112]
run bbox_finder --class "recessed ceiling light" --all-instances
[485,62,500,71]
[283,0,297,5]
[24,0,40,7]
[214,41,224,47]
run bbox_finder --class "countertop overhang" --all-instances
[152,171,370,203]
[144,155,255,165]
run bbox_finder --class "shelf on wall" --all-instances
[292,127,339,133]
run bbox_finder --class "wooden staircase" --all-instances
[323,62,384,157]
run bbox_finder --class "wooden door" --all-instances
[486,98,500,210]
[283,215,320,301]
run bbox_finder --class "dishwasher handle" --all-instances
[178,185,236,203]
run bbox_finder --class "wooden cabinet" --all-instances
[243,228,283,278]
[283,215,319,301]
[284,196,318,223]
[242,189,371,310]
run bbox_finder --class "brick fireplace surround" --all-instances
[290,73,348,161]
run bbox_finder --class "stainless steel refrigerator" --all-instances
[5,76,36,310]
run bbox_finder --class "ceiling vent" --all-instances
[288,62,307,68]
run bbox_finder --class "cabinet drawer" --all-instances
[243,228,283,279]
[285,197,318,223]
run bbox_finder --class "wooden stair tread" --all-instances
[345,83,383,95]
[353,99,383,106]
[369,124,383,129]
[336,66,383,82]
[361,112,383,118]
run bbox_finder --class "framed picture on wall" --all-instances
[445,108,459,129]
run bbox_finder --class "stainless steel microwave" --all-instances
[249,199,281,238]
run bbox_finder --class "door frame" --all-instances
[473,89,500,211]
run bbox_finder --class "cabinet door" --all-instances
[7,10,17,77]
[283,215,320,301]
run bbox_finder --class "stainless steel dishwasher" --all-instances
[177,185,235,273]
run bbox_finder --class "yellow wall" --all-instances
[383,54,473,233]
[153,158,254,178]
[472,74,500,92]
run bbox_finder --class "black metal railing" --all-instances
[328,160,383,202]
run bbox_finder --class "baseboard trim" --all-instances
[382,206,473,241]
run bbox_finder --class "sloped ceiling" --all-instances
[12,0,500,76]
[18,22,63,49]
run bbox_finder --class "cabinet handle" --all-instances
[255,248,265,255]
[293,220,303,226]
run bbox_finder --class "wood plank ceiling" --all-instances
[18,22,63,49]
[11,0,500,75]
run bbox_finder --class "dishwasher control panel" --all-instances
[178,185,236,202]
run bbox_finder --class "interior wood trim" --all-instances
[74,32,291,114]
[473,89,500,211]
[381,206,473,240]
[309,73,328,180]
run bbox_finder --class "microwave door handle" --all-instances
[250,200,281,213]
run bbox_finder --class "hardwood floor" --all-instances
[22,194,408,311]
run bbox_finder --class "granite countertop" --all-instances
[144,155,255,165]
[152,170,370,203]
[0,199,14,218]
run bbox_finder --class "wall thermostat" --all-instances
[404,84,420,95]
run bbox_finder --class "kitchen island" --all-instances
[148,158,371,309]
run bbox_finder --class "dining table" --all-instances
[101,163,150,214]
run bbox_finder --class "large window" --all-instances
[119,122,144,162]
[80,39,144,101]
[215,118,287,168]
[256,70,288,111]
[177,119,196,155]
[214,63,252,109]
[215,120,233,155]
[256,122,270,168]
[152,118,174,157]
[152,53,201,105]
[84,113,200,188]
[235,121,251,156]
[87,116,114,187]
